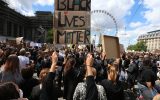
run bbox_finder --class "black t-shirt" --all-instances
[101,79,124,100]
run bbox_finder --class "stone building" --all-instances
[0,0,53,43]
[28,11,53,42]
[138,30,160,51]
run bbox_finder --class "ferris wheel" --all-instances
[91,10,118,37]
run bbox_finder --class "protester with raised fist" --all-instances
[73,53,107,100]
[39,52,58,100]
[84,53,99,100]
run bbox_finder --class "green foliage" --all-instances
[127,41,147,51]
[46,29,54,43]
[127,45,135,50]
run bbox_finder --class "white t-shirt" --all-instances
[18,55,29,70]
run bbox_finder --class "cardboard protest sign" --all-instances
[16,37,23,45]
[55,0,91,11]
[54,0,91,44]
[55,29,90,44]
[54,11,90,29]
[30,42,42,47]
[101,35,120,59]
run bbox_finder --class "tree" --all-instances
[127,45,135,51]
[136,41,147,51]
[46,29,55,43]
[127,41,147,51]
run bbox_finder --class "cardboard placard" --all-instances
[54,0,91,44]
[101,35,120,59]
[16,37,23,45]
[54,11,90,29]
[55,29,90,44]
[55,0,91,11]
[30,42,42,47]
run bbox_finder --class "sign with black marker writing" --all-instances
[55,0,91,11]
[54,0,91,44]
[54,11,90,29]
[56,29,90,44]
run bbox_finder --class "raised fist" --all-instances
[86,53,94,67]
[51,52,58,66]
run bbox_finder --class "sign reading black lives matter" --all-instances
[55,0,91,11]
[54,11,90,29]
[54,0,91,44]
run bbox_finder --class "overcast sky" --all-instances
[4,0,160,48]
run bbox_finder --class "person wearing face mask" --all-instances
[100,62,124,100]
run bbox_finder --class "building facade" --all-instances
[28,11,53,43]
[138,30,160,51]
[0,0,53,43]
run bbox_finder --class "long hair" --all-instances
[4,54,20,73]
[107,62,119,82]
[64,57,76,74]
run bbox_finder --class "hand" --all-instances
[51,52,58,66]
[50,52,58,72]
[86,53,94,76]
[101,52,106,60]
[115,58,120,64]
[86,53,94,67]
[63,57,68,65]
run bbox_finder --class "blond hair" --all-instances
[153,94,160,100]
[85,67,97,77]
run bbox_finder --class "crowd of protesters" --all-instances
[0,42,160,100]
